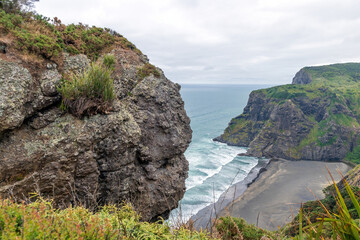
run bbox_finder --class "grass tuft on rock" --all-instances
[57,55,116,118]
[137,63,161,80]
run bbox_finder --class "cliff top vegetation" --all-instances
[0,3,141,62]
[219,62,360,163]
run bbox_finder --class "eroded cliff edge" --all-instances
[0,37,191,221]
[215,63,360,163]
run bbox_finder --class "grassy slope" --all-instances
[223,63,360,163]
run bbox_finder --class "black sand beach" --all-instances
[192,159,352,230]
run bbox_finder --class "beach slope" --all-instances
[223,159,351,230]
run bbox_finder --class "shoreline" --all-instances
[191,158,352,230]
[191,157,272,230]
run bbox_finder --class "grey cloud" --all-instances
[35,0,360,84]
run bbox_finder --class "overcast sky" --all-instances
[35,0,360,85]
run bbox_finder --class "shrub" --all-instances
[102,54,116,70]
[0,10,142,60]
[14,29,62,58]
[0,10,23,32]
[137,63,161,80]
[57,56,116,117]
[0,198,214,239]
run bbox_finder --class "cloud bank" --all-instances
[35,0,360,84]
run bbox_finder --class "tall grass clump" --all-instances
[102,54,116,70]
[0,197,214,239]
[57,55,116,117]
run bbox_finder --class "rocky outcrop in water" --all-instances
[0,47,192,221]
[215,63,360,163]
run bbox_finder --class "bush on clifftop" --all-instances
[0,9,141,60]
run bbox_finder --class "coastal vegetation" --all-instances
[0,197,211,239]
[216,63,360,164]
[57,55,116,117]
[0,7,140,61]
[2,2,360,240]
[2,179,360,239]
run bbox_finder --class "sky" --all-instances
[35,0,360,85]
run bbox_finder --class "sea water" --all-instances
[170,84,271,222]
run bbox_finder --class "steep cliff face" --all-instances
[292,68,312,84]
[215,63,360,163]
[0,44,191,221]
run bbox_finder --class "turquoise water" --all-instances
[170,84,271,221]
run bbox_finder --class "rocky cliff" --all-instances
[215,63,360,163]
[0,29,191,221]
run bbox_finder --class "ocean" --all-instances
[170,84,271,222]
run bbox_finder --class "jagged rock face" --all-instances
[0,49,192,222]
[292,68,312,84]
[216,65,360,161]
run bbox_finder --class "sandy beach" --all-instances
[223,159,351,230]
[192,159,352,231]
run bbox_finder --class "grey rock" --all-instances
[216,89,356,161]
[40,68,62,96]
[0,59,32,133]
[292,68,312,84]
[63,53,90,74]
[0,49,192,222]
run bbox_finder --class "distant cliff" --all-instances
[215,63,360,163]
[0,11,192,222]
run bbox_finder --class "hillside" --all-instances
[215,63,360,163]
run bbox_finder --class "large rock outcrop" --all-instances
[0,47,192,221]
[215,63,360,162]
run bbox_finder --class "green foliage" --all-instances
[0,10,141,60]
[57,57,116,117]
[14,29,62,58]
[215,216,273,240]
[0,10,22,32]
[0,198,213,239]
[137,63,161,80]
[102,54,116,70]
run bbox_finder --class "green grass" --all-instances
[57,55,115,117]
[0,197,213,239]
